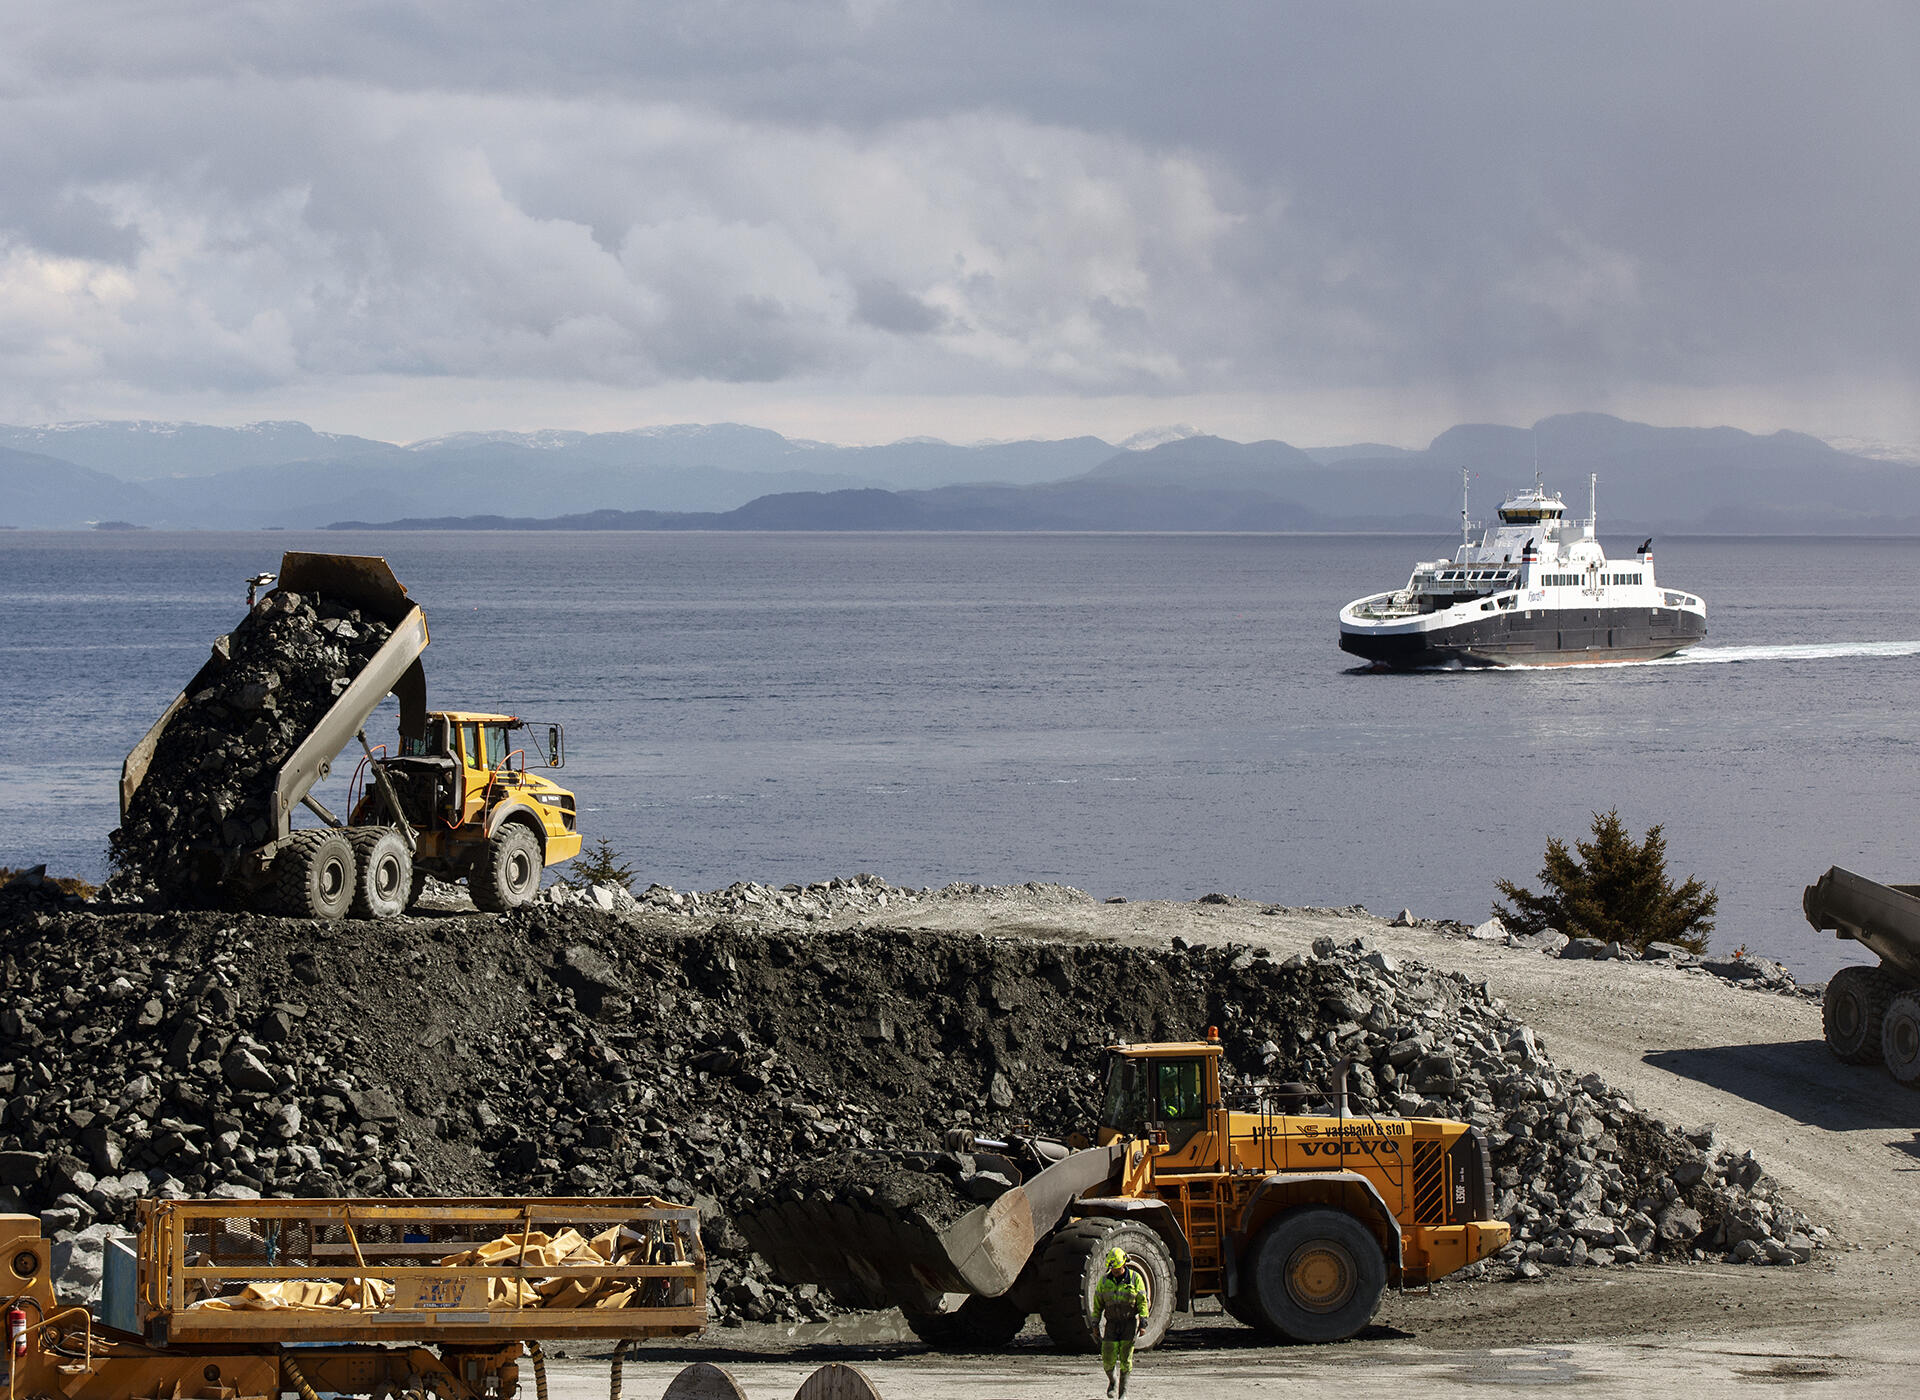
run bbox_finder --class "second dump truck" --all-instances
[1803,865,1920,1084]
[120,553,582,919]
[739,1032,1508,1350]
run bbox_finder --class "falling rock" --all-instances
[986,1072,1015,1110]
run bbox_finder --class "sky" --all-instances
[1,1,1916,450]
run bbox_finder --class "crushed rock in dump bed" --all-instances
[0,903,1823,1325]
[109,591,393,902]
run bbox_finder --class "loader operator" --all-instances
[1092,1247,1150,1396]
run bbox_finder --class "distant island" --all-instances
[4,412,1919,534]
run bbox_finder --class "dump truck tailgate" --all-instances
[1804,866,1920,981]
[138,1197,705,1344]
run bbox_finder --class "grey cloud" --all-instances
[854,279,947,334]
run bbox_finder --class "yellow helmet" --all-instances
[1104,1247,1128,1273]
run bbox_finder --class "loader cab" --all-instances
[1097,1041,1224,1160]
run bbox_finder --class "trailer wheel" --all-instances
[347,827,412,920]
[272,829,356,921]
[1245,1206,1386,1344]
[902,1293,1028,1350]
[1034,1218,1175,1353]
[1825,965,1901,1065]
[472,824,542,912]
[1882,990,1920,1086]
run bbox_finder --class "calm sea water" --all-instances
[4,529,1917,979]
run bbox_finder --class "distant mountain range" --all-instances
[2,413,1916,533]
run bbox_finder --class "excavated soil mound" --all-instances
[0,905,1821,1325]
[109,591,393,901]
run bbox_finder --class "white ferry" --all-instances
[1338,472,1707,668]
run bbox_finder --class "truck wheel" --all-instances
[1883,990,1920,1086]
[272,829,356,921]
[1246,1207,1386,1344]
[1034,1218,1175,1353]
[1221,1282,1263,1329]
[1825,965,1900,1065]
[902,1293,1028,1350]
[347,827,412,920]
[471,824,542,912]
[405,867,431,911]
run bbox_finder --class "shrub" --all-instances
[562,837,639,893]
[1494,810,1717,954]
[0,867,98,900]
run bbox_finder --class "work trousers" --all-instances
[1101,1340,1136,1375]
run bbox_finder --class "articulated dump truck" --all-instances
[1,1197,702,1400]
[1803,866,1920,1085]
[737,1034,1509,1351]
[120,553,581,919]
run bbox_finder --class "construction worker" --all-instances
[1091,1246,1149,1396]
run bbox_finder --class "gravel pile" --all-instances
[544,874,1090,925]
[109,591,394,902]
[0,902,1822,1327]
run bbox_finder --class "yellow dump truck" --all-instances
[740,1033,1508,1349]
[1,1197,702,1400]
[121,553,582,918]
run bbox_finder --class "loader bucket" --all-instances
[736,1144,1122,1314]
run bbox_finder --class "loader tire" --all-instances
[1825,965,1900,1065]
[902,1293,1028,1351]
[471,823,542,912]
[1883,990,1920,1086]
[1034,1218,1175,1354]
[272,829,356,921]
[1245,1206,1386,1344]
[347,827,412,920]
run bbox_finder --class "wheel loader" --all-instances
[120,553,582,919]
[738,1032,1509,1350]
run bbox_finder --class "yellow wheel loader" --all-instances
[120,553,582,919]
[738,1032,1510,1349]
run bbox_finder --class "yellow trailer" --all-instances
[0,1197,703,1400]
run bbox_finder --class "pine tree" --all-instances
[1494,810,1717,954]
[562,837,639,893]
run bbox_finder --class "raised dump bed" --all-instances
[1804,865,1920,1084]
[129,1197,706,1345]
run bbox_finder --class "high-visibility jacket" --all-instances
[1092,1272,1149,1341]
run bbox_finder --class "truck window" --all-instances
[481,724,509,769]
[1156,1059,1204,1120]
[1100,1057,1153,1133]
[459,722,481,767]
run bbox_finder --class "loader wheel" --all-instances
[1034,1218,1175,1353]
[902,1293,1028,1350]
[1883,990,1920,1086]
[471,824,542,912]
[1825,965,1901,1065]
[272,829,356,921]
[347,827,412,920]
[1245,1207,1386,1344]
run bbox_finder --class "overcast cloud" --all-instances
[0,1,1914,446]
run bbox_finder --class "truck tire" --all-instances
[902,1293,1028,1350]
[1221,1281,1263,1329]
[1245,1206,1386,1344]
[471,824,542,912]
[1034,1218,1175,1353]
[405,866,431,911]
[1825,965,1900,1065]
[347,827,412,920]
[1883,990,1920,1086]
[272,829,356,921]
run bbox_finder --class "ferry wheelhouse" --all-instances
[1338,473,1707,668]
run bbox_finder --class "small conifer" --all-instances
[563,837,639,893]
[1494,810,1717,954]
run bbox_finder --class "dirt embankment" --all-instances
[0,872,1836,1327]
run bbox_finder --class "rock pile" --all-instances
[544,874,1090,926]
[0,902,1821,1328]
[109,592,394,902]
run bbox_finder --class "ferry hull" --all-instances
[1341,605,1706,669]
